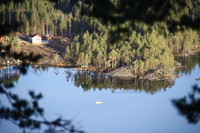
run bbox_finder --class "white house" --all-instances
[29,34,42,44]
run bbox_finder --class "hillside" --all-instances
[0,0,199,82]
[0,35,72,67]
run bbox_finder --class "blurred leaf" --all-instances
[4,83,14,89]
[19,120,26,128]
[33,122,40,129]
[24,108,34,117]
[10,94,19,101]
[36,93,43,100]
[29,91,35,99]
[33,101,38,108]
[0,86,5,93]
[37,108,43,115]
[172,84,200,124]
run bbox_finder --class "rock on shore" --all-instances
[105,66,179,82]
[0,57,22,65]
[105,66,136,79]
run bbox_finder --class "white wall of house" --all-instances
[31,36,41,44]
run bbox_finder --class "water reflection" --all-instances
[175,53,200,75]
[1,52,200,133]
[32,65,49,74]
[0,65,84,133]
[66,71,173,94]
[0,51,200,132]
[172,84,200,124]
[0,66,21,87]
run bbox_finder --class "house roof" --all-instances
[0,36,4,42]
[30,34,42,38]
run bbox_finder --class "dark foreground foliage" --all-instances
[172,84,200,124]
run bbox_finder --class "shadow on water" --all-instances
[66,70,173,94]
[0,65,84,133]
[172,84,200,124]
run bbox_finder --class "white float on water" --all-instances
[96,101,104,104]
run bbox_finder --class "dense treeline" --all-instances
[66,22,199,76]
[63,0,200,76]
[0,0,104,37]
[0,0,200,77]
[80,0,200,36]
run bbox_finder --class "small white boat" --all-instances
[96,101,104,104]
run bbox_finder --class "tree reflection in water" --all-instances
[0,66,21,88]
[66,70,173,94]
[0,65,84,133]
[175,52,200,76]
[172,84,200,124]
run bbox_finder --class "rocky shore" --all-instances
[0,35,193,82]
[105,66,180,82]
[0,57,22,66]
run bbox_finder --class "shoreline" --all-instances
[173,48,200,57]
[1,36,199,82]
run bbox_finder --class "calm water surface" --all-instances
[0,53,200,133]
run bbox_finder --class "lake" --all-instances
[0,53,200,133]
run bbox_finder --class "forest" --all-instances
[0,0,199,78]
